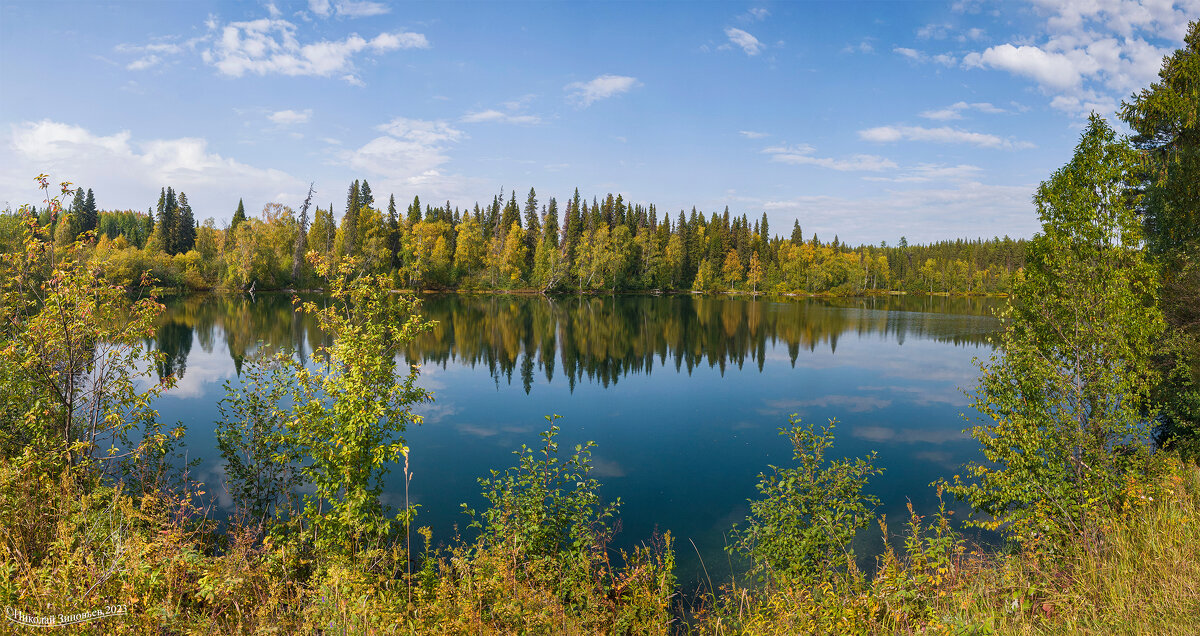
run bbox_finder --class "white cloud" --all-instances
[894,46,958,66]
[863,162,984,183]
[268,109,312,125]
[116,40,194,71]
[461,110,541,125]
[337,117,478,201]
[724,27,764,55]
[919,101,1006,120]
[739,130,769,139]
[200,18,428,82]
[2,120,305,217]
[843,40,874,54]
[308,0,390,18]
[962,43,1085,90]
[760,181,1039,243]
[960,0,1195,117]
[564,74,640,107]
[858,125,1035,149]
[763,144,898,171]
[748,7,769,20]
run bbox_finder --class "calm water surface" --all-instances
[151,292,1001,585]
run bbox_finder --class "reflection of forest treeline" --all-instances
[151,293,998,390]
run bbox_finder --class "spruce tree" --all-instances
[83,188,98,234]
[176,192,196,253]
[231,198,247,232]
[387,194,400,268]
[343,180,360,258]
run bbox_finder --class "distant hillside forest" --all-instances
[1,183,1025,296]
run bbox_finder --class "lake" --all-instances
[150,292,1001,586]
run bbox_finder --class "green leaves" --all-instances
[951,116,1167,554]
[730,416,882,587]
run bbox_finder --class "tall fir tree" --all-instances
[82,188,98,234]
[175,191,196,253]
[231,198,247,233]
[343,180,360,258]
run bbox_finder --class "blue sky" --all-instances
[1,0,1194,244]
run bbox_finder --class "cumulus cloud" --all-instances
[564,74,640,107]
[764,144,898,171]
[858,125,1034,149]
[959,0,1195,116]
[268,109,312,125]
[200,18,428,83]
[2,120,305,216]
[962,43,1086,90]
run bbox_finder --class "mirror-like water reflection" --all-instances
[151,292,1001,585]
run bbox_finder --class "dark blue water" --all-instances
[149,293,1000,585]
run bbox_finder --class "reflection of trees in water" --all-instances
[157,293,311,377]
[405,294,1000,391]
[154,321,193,381]
[154,293,1000,392]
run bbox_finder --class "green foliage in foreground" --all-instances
[949,115,1167,554]
[730,417,881,587]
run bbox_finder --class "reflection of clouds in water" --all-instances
[857,384,967,407]
[456,423,499,438]
[910,449,961,470]
[413,402,459,426]
[759,395,892,416]
[762,338,981,386]
[591,457,626,478]
[411,361,448,392]
[159,348,239,399]
[852,425,968,445]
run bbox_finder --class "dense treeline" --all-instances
[3,181,1026,296]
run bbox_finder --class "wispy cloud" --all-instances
[764,144,897,171]
[200,18,427,84]
[858,125,1034,149]
[565,74,640,107]
[461,109,541,125]
[919,101,1006,120]
[739,130,769,139]
[724,27,764,55]
[308,0,390,18]
[268,109,312,125]
[894,47,957,66]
